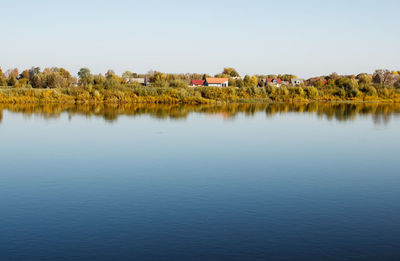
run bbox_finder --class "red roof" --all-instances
[267,78,282,84]
[206,78,229,84]
[191,80,205,86]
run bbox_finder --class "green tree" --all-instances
[357,73,372,86]
[93,74,106,85]
[78,68,94,86]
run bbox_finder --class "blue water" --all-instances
[0,104,400,261]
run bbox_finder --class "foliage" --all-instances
[1,66,400,104]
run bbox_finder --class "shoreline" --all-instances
[1,87,399,105]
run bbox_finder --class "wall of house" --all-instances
[206,82,228,87]
[131,78,145,84]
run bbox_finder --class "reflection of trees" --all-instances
[0,102,399,125]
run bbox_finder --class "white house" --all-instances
[291,79,305,86]
[128,77,151,86]
[130,78,145,85]
[205,78,229,87]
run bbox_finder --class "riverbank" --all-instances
[1,86,399,104]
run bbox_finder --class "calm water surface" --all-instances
[0,103,399,261]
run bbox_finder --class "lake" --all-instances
[0,103,400,261]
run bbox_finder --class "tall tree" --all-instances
[78,68,93,86]
[222,67,239,77]
[0,67,7,86]
[373,69,396,86]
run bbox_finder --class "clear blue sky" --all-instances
[1,0,399,78]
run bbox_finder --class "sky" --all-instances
[0,0,399,78]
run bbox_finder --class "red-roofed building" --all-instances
[191,79,205,87]
[266,78,282,86]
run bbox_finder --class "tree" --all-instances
[105,70,116,79]
[243,75,258,87]
[78,68,93,86]
[394,79,400,89]
[29,67,41,80]
[93,74,106,85]
[31,73,46,88]
[329,72,340,81]
[150,72,167,83]
[202,74,210,80]
[6,68,19,87]
[59,68,72,79]
[19,70,30,80]
[357,73,372,86]
[278,74,297,81]
[0,67,7,86]
[373,69,396,87]
[305,87,319,99]
[222,67,239,77]
[122,71,134,83]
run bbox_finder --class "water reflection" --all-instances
[0,102,399,125]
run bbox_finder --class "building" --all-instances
[126,77,151,86]
[205,78,229,87]
[291,79,305,86]
[129,78,145,85]
[191,80,205,87]
[266,78,282,86]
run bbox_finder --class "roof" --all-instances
[191,80,205,85]
[267,78,282,84]
[206,78,229,84]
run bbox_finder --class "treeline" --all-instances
[0,66,400,104]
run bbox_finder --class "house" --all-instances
[266,78,282,86]
[205,78,229,87]
[130,78,145,85]
[191,79,205,87]
[291,79,305,86]
[128,77,150,86]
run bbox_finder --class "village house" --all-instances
[205,78,229,87]
[291,79,305,86]
[266,78,282,87]
[127,76,151,86]
[191,79,205,87]
[129,78,145,85]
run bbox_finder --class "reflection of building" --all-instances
[205,78,229,87]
